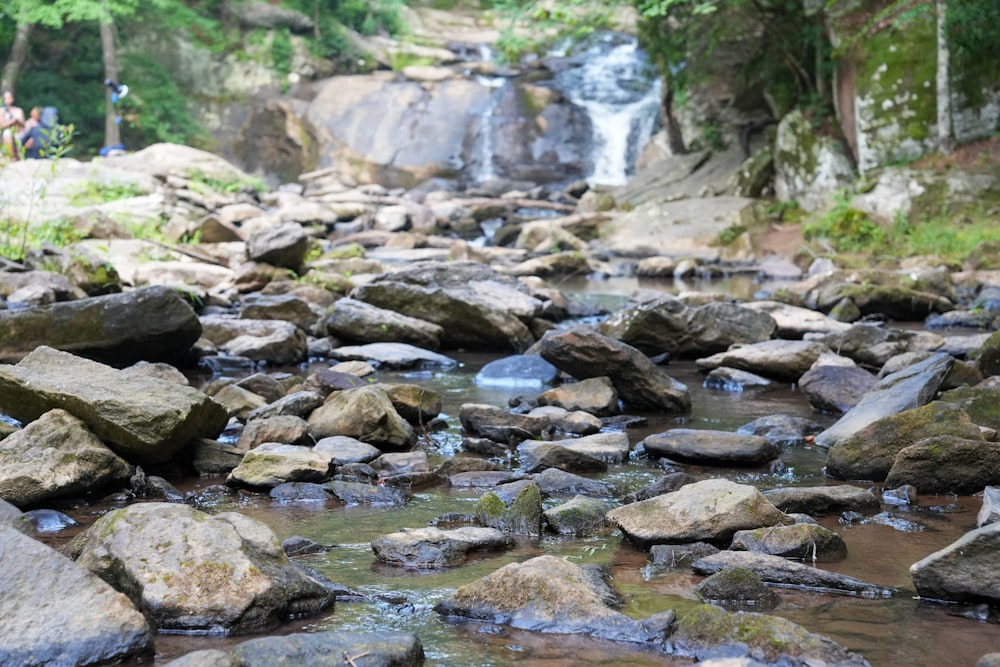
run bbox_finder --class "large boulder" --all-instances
[773,108,856,212]
[0,409,132,507]
[326,298,444,350]
[246,222,310,272]
[539,326,690,413]
[641,428,781,466]
[227,443,334,489]
[0,285,201,364]
[0,347,228,465]
[516,440,607,474]
[883,435,1000,494]
[910,523,1000,604]
[825,401,983,481]
[695,339,831,382]
[815,353,956,451]
[229,631,424,667]
[798,364,877,414]
[0,525,153,665]
[605,479,791,549]
[307,386,415,450]
[743,300,851,338]
[75,503,334,634]
[434,555,669,643]
[599,298,776,357]
[350,262,539,351]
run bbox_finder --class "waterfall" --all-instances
[471,74,507,184]
[553,33,662,187]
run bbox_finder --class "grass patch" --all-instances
[68,181,146,207]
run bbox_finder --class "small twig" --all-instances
[343,651,369,667]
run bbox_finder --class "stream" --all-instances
[37,275,1000,666]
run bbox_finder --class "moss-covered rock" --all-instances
[694,566,780,609]
[474,483,543,536]
[774,109,856,212]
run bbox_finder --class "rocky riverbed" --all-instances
[2,143,1000,666]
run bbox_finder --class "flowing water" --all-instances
[40,286,1000,665]
[552,33,662,187]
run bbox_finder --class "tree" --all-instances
[1,21,33,94]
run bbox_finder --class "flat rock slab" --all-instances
[731,524,848,562]
[606,479,791,549]
[371,526,508,568]
[228,443,334,489]
[0,346,228,465]
[0,285,201,364]
[762,485,881,515]
[330,342,457,369]
[692,551,894,597]
[641,428,781,466]
[0,525,152,666]
[696,339,832,382]
[910,522,1000,604]
[230,631,424,667]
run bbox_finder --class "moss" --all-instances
[474,491,506,522]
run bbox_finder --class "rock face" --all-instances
[539,326,691,413]
[605,479,791,549]
[0,285,202,364]
[641,429,781,466]
[75,503,334,634]
[815,353,956,451]
[350,262,539,351]
[910,523,1000,604]
[229,631,425,667]
[0,525,153,665]
[0,409,132,507]
[434,555,668,643]
[773,108,855,211]
[599,298,777,357]
[0,347,229,466]
[371,526,508,568]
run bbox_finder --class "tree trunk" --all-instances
[936,0,954,155]
[99,18,121,148]
[661,86,687,155]
[1,21,34,94]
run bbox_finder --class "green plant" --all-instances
[67,180,145,206]
[271,28,294,93]
[187,169,264,195]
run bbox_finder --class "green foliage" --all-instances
[271,27,294,92]
[118,54,207,148]
[67,180,144,206]
[491,0,619,63]
[187,169,265,195]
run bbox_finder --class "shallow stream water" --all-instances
[40,276,1000,666]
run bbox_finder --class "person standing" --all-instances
[1,90,26,160]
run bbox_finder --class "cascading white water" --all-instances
[554,33,662,186]
[471,74,507,184]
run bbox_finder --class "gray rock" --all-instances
[693,551,893,597]
[324,480,409,506]
[246,222,310,271]
[382,383,442,425]
[248,390,325,420]
[240,294,324,335]
[75,503,333,633]
[537,376,620,416]
[884,435,1000,494]
[978,486,1000,528]
[695,566,780,609]
[543,495,609,536]
[641,429,781,466]
[539,326,691,413]
[475,354,560,388]
[459,403,551,444]
[161,649,238,667]
[623,472,697,503]
[0,497,32,534]
[200,317,308,365]
[351,261,539,351]
[703,367,775,392]
[475,483,543,535]
[371,451,430,476]
[211,384,267,420]
[0,525,153,665]
[434,555,670,643]
[0,409,132,506]
[910,522,1000,604]
[327,298,444,350]
[237,415,313,450]
[825,401,983,481]
[313,436,381,465]
[540,431,630,464]
[232,0,313,32]
[762,485,880,515]
[977,654,1000,667]
[735,415,824,446]
[192,439,245,475]
[371,526,509,568]
[0,347,228,464]
[815,353,956,450]
[270,482,329,503]
[448,471,529,488]
[606,479,791,549]
[743,300,851,338]
[649,542,719,567]
[818,323,933,368]
[308,386,415,450]
[599,298,776,357]
[230,631,424,667]
[532,467,615,497]
[731,524,848,561]
[330,342,456,370]
[0,285,202,364]
[516,440,607,474]
[696,339,831,382]
[228,443,333,489]
[798,364,877,414]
